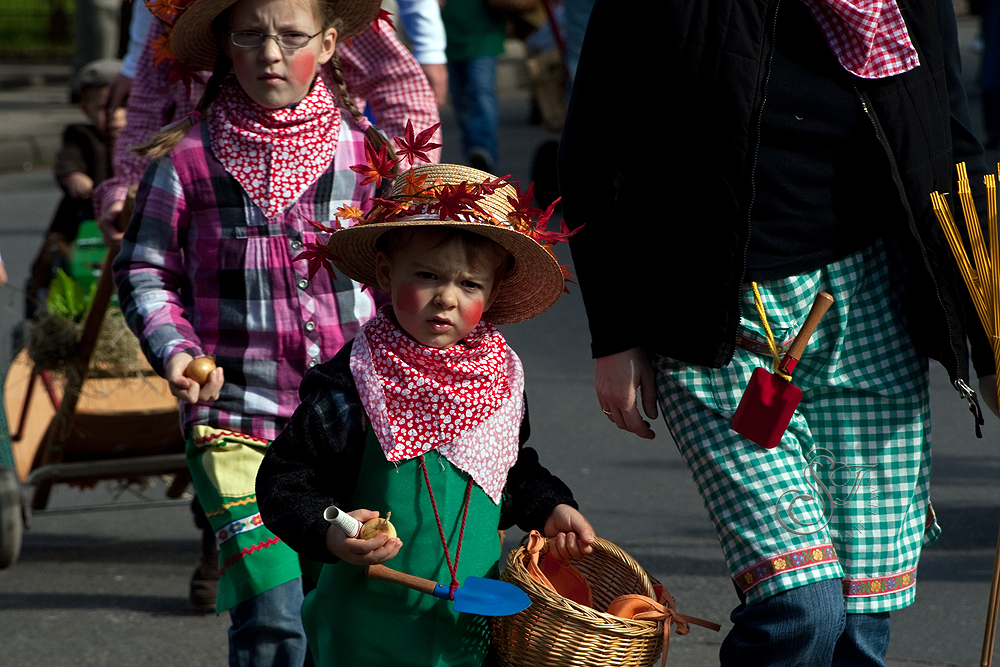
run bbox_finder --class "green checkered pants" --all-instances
[653,240,937,613]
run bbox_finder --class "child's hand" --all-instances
[544,504,596,561]
[166,352,224,403]
[325,509,403,565]
[64,172,94,199]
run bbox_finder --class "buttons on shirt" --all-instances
[305,321,316,332]
[290,240,302,250]
[297,278,309,290]
[308,358,318,368]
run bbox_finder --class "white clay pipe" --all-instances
[324,505,362,538]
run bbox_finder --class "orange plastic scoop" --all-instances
[731,291,834,448]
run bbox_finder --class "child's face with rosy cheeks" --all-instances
[223,0,336,109]
[375,229,505,349]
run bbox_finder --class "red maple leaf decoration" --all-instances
[145,0,191,23]
[294,242,337,282]
[401,168,429,196]
[372,9,394,32]
[506,182,543,231]
[393,121,442,166]
[432,182,487,221]
[150,33,175,67]
[302,217,340,234]
[474,175,510,197]
[350,141,398,188]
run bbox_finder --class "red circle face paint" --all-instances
[381,232,501,348]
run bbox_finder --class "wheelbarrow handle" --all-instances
[779,292,834,375]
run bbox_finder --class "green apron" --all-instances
[303,431,501,666]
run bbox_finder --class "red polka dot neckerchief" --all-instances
[209,76,341,219]
[350,307,523,504]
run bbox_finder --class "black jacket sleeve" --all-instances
[499,396,578,532]
[256,342,369,564]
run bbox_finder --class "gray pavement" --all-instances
[2,13,1000,667]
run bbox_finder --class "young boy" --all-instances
[28,58,126,316]
[256,163,594,666]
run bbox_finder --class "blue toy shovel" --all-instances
[325,506,531,617]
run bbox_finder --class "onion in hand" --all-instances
[184,356,217,385]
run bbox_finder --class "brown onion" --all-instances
[184,356,217,385]
[360,512,396,539]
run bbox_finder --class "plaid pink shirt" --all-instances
[94,22,440,219]
[113,115,374,441]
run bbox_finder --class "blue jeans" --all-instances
[447,57,499,168]
[720,579,891,667]
[228,578,309,667]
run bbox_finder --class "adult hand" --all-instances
[596,347,658,439]
[105,73,132,114]
[98,200,126,251]
[543,503,596,561]
[980,375,1000,419]
[165,352,224,404]
[421,63,448,107]
[325,509,403,565]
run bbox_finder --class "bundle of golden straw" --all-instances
[930,162,1000,667]
[929,162,1000,399]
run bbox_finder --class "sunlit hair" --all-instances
[376,227,514,277]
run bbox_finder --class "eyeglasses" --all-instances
[229,30,322,49]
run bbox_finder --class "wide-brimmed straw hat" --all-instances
[326,164,567,325]
[170,0,382,72]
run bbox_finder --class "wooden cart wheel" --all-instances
[0,467,23,569]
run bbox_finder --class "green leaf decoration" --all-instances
[47,269,87,322]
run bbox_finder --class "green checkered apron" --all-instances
[653,239,938,613]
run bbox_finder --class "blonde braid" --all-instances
[134,52,232,158]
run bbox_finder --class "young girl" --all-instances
[256,163,596,666]
[112,0,391,663]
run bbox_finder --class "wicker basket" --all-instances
[490,536,666,667]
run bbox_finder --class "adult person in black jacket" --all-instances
[559,1,1000,665]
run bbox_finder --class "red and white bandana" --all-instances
[350,307,524,504]
[801,0,919,79]
[209,76,341,218]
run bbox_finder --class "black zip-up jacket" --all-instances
[559,0,993,410]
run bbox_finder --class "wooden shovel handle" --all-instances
[780,292,834,370]
[367,564,438,596]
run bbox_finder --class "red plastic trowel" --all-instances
[731,291,834,448]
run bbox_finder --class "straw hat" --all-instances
[326,164,567,325]
[170,0,382,72]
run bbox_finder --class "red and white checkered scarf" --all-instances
[350,308,524,504]
[801,0,919,79]
[209,76,340,218]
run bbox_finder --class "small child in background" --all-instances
[256,163,595,667]
[27,58,125,316]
